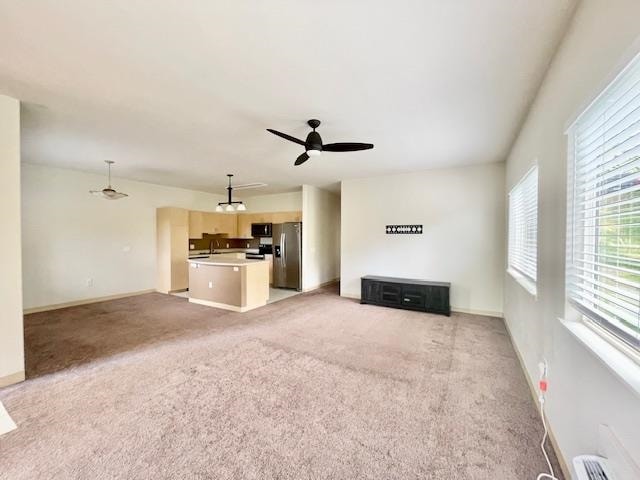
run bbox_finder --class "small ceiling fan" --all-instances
[267,119,374,166]
[89,160,128,200]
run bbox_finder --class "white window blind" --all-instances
[567,53,640,351]
[508,166,538,285]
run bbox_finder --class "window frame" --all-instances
[507,164,539,296]
[565,53,640,355]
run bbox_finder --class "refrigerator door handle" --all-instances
[282,232,286,267]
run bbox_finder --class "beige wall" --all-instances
[22,163,224,310]
[238,191,301,213]
[340,163,505,316]
[503,0,640,474]
[301,185,340,291]
[0,95,24,386]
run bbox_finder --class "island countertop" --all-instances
[187,256,268,267]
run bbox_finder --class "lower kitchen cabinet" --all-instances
[360,275,451,316]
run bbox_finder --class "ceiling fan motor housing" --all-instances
[306,130,323,152]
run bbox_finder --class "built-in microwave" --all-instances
[251,223,272,237]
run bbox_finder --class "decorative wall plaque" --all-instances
[385,225,423,234]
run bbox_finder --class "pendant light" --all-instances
[89,161,128,200]
[216,174,246,212]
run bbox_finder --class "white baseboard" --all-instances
[451,306,503,318]
[0,370,25,388]
[340,293,502,318]
[503,317,571,479]
[303,278,339,293]
[188,297,265,312]
[341,293,360,300]
[23,289,156,315]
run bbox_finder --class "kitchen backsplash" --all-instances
[189,234,260,251]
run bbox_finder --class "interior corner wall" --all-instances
[0,95,24,387]
[503,0,640,474]
[340,163,505,316]
[21,163,225,310]
[301,185,340,291]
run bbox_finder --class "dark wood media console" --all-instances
[360,275,451,316]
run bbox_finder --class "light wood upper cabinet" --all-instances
[190,210,240,237]
[236,213,253,238]
[271,211,302,223]
[189,210,204,239]
[220,213,237,237]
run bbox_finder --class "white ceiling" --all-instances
[0,1,576,195]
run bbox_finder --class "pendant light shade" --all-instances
[225,204,235,212]
[215,205,223,212]
[236,203,247,211]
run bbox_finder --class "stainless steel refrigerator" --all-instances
[272,222,302,291]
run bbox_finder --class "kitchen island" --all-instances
[187,257,269,312]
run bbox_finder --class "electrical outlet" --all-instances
[122,245,131,253]
[538,359,548,379]
[86,278,94,287]
[226,243,229,248]
[208,281,213,288]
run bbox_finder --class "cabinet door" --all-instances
[252,213,270,223]
[380,283,402,305]
[426,286,449,313]
[361,280,380,303]
[401,285,426,309]
[237,214,252,238]
[272,211,302,223]
[189,211,204,239]
[221,214,237,237]
[202,212,218,234]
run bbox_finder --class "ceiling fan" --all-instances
[267,119,374,166]
[90,160,128,200]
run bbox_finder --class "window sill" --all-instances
[507,268,537,297]
[559,318,640,399]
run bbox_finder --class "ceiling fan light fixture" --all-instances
[266,119,374,166]
[90,161,128,200]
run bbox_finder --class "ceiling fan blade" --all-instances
[90,188,128,200]
[266,129,306,147]
[294,152,310,166]
[233,182,268,191]
[322,142,374,152]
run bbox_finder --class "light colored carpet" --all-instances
[0,286,562,479]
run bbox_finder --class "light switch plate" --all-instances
[208,281,213,288]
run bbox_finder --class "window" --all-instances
[567,53,640,352]
[508,165,538,293]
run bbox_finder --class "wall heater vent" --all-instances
[573,455,613,480]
